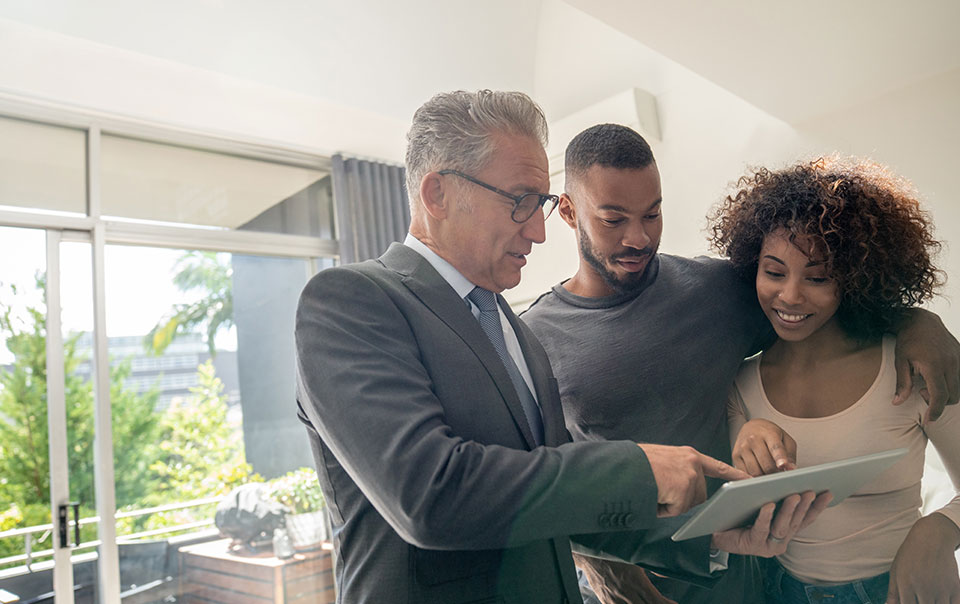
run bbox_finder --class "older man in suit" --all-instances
[295,90,827,604]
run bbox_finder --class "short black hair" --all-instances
[565,123,655,179]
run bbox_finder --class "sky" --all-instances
[0,225,237,364]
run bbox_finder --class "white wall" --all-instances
[796,68,960,336]
[0,0,542,122]
[0,18,409,162]
[506,0,811,307]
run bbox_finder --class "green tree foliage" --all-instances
[110,363,164,508]
[0,285,63,565]
[0,292,51,508]
[149,360,250,500]
[135,360,255,533]
[0,286,161,511]
[145,251,233,357]
[0,278,160,561]
[1,271,254,565]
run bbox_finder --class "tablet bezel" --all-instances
[671,447,909,541]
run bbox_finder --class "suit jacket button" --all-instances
[622,512,634,527]
[598,513,609,527]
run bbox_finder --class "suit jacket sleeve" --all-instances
[295,265,661,550]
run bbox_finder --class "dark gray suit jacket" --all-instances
[295,243,709,604]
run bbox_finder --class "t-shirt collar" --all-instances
[551,254,661,309]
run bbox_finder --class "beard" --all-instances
[578,222,657,295]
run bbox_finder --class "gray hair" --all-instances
[404,90,549,209]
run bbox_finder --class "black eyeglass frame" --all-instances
[437,169,559,223]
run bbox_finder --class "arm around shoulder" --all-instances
[892,308,960,421]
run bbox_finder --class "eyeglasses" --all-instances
[438,169,559,223]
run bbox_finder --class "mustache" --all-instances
[611,247,655,260]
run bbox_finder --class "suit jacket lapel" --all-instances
[500,298,564,447]
[379,244,539,449]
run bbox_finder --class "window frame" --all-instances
[0,94,338,604]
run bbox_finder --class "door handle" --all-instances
[58,502,80,548]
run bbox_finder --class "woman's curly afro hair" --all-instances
[710,156,943,341]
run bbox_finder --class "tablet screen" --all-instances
[671,447,908,541]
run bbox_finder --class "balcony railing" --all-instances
[0,496,222,575]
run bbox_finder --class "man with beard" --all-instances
[521,123,960,603]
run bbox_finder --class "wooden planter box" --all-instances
[179,538,334,604]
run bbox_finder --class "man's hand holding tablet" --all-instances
[637,442,834,556]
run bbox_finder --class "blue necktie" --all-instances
[467,286,544,446]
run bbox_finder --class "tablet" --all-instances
[671,447,908,541]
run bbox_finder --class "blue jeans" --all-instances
[762,558,889,604]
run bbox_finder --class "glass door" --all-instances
[0,227,98,604]
[101,243,320,603]
[57,236,100,604]
[0,232,323,603]
[0,104,337,603]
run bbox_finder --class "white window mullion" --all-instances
[45,229,75,604]
[89,126,122,604]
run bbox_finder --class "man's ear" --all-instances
[558,193,577,230]
[419,172,449,220]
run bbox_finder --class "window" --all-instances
[0,103,337,603]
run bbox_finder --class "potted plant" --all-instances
[266,468,328,550]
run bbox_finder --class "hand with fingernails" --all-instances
[638,442,831,558]
[732,419,797,477]
[637,444,751,518]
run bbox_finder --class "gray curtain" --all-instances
[331,154,410,264]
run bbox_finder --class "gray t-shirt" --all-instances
[522,253,768,456]
[522,253,771,604]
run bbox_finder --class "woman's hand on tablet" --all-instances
[732,419,797,476]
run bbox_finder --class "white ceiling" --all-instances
[0,0,542,121]
[568,0,960,123]
[1,0,956,125]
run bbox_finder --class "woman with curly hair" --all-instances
[710,156,960,603]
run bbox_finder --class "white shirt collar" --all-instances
[403,233,476,300]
